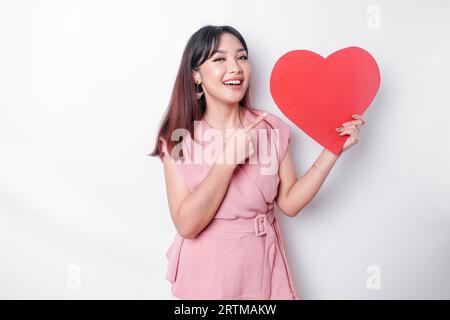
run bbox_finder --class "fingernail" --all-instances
[263,112,267,116]
[336,127,341,131]
[352,114,357,118]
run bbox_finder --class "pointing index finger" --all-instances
[244,112,267,132]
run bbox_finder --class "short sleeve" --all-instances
[275,115,291,163]
[158,136,196,192]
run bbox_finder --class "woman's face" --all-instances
[193,33,251,105]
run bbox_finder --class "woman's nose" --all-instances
[227,60,243,74]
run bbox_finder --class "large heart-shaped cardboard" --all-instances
[270,46,381,155]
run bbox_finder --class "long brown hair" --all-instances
[148,25,272,160]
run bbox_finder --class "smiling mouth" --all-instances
[223,80,243,89]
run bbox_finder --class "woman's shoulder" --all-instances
[248,107,291,162]
[247,106,290,129]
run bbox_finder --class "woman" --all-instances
[149,25,365,300]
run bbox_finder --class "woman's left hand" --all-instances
[336,114,366,153]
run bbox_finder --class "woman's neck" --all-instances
[203,104,245,130]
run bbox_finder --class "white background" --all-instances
[1,0,449,299]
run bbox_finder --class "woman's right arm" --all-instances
[161,112,267,239]
[162,153,237,239]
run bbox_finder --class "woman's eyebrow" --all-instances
[213,48,247,54]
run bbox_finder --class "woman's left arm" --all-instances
[275,114,366,217]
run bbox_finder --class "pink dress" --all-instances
[159,108,299,300]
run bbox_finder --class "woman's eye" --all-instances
[213,56,248,62]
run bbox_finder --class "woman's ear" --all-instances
[192,70,201,84]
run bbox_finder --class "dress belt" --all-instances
[165,208,298,299]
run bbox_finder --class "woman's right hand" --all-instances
[217,112,267,166]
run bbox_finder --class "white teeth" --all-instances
[224,80,242,85]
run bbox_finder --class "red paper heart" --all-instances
[270,46,381,155]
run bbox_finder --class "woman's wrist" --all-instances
[312,148,340,175]
[312,163,329,175]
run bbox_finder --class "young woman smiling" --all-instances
[149,25,365,300]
